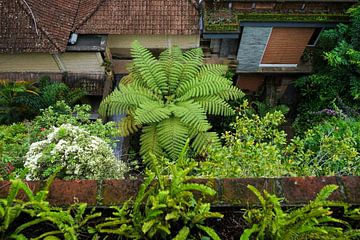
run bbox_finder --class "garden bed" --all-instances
[1,176,359,207]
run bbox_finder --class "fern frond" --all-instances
[118,115,141,136]
[173,226,190,240]
[177,75,233,100]
[157,118,188,160]
[159,58,183,95]
[134,101,171,125]
[159,46,184,62]
[175,48,203,92]
[216,85,245,101]
[314,185,339,202]
[196,64,228,78]
[131,41,168,94]
[196,96,235,116]
[170,101,211,132]
[99,84,159,117]
[140,124,164,158]
[191,131,220,154]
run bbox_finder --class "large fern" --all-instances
[99,41,244,160]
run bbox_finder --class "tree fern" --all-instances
[99,41,244,160]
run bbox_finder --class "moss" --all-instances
[204,12,349,32]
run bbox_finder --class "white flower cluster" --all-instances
[24,124,128,180]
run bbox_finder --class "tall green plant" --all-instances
[97,145,223,239]
[99,41,244,160]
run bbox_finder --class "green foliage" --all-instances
[240,185,352,240]
[24,124,128,180]
[97,145,223,239]
[1,102,119,179]
[0,80,39,124]
[0,78,86,124]
[197,101,295,177]
[0,123,30,179]
[0,175,101,239]
[290,118,360,176]
[294,5,360,134]
[99,41,244,160]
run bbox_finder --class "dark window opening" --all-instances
[308,28,323,46]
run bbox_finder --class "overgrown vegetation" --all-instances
[294,5,360,134]
[0,77,85,124]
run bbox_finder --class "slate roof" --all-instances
[0,0,199,53]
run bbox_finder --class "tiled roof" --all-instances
[0,0,199,53]
[76,0,199,35]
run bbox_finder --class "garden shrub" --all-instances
[0,123,30,179]
[292,118,360,176]
[197,101,295,178]
[24,124,128,180]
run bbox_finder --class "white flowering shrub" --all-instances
[24,124,128,180]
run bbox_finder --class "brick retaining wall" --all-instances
[0,176,359,207]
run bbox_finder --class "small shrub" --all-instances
[24,124,128,180]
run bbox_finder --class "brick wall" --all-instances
[261,27,315,64]
[1,177,359,207]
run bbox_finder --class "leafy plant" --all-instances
[291,118,360,176]
[0,80,39,124]
[24,124,128,180]
[99,41,244,160]
[0,174,101,239]
[97,144,223,239]
[294,5,360,134]
[0,78,86,124]
[198,101,295,178]
[240,185,351,240]
[0,174,55,239]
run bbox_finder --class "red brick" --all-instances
[338,176,360,205]
[0,181,41,201]
[221,178,276,205]
[280,177,343,204]
[48,180,97,206]
[103,179,142,205]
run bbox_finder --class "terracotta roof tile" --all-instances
[73,0,199,35]
[0,0,199,53]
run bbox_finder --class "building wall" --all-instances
[0,53,60,72]
[0,52,104,74]
[108,34,200,49]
